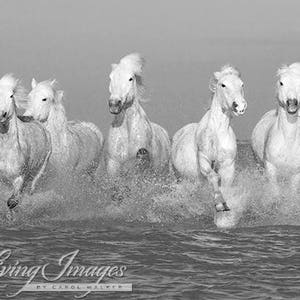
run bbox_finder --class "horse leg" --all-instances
[106,157,121,177]
[7,176,25,209]
[198,154,229,212]
[30,150,51,195]
[218,160,235,210]
[265,161,280,198]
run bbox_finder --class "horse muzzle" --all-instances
[232,101,247,116]
[286,98,298,115]
[109,99,122,114]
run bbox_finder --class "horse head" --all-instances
[108,53,145,114]
[210,65,247,116]
[276,63,300,115]
[24,78,64,122]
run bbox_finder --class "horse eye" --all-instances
[279,81,283,86]
[221,83,226,88]
[10,94,14,99]
[42,98,47,102]
[129,77,133,82]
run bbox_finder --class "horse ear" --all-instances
[56,90,64,103]
[50,79,56,87]
[31,78,37,89]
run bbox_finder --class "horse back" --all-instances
[171,123,199,179]
[66,121,103,171]
[68,121,103,150]
[149,122,171,169]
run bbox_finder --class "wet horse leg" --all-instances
[106,157,121,177]
[7,175,25,209]
[218,159,235,209]
[198,154,229,211]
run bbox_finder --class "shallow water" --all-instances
[0,142,299,299]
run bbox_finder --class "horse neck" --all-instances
[276,106,299,139]
[207,93,231,131]
[45,104,68,144]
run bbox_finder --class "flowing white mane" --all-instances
[119,53,145,76]
[209,65,240,93]
[0,74,27,107]
[0,74,18,88]
[277,63,300,77]
[217,65,240,78]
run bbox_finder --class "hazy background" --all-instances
[1,0,300,139]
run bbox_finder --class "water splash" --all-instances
[0,143,299,228]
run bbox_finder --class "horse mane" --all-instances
[0,74,27,108]
[119,53,145,76]
[209,65,240,93]
[277,63,300,77]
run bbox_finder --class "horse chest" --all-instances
[267,133,300,169]
[109,122,151,161]
[199,129,236,162]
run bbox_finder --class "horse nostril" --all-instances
[109,100,122,107]
[287,99,298,106]
[232,101,238,109]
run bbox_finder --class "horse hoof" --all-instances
[215,202,230,212]
[7,197,19,210]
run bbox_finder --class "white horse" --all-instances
[105,53,170,176]
[22,79,104,177]
[172,65,247,212]
[0,74,52,209]
[252,63,300,195]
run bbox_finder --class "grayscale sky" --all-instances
[1,0,300,139]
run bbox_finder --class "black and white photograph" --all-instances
[0,0,299,299]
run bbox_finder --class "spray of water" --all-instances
[0,143,299,228]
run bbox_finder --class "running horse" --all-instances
[23,79,104,177]
[172,65,247,212]
[0,74,52,209]
[252,63,300,196]
[105,53,170,176]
